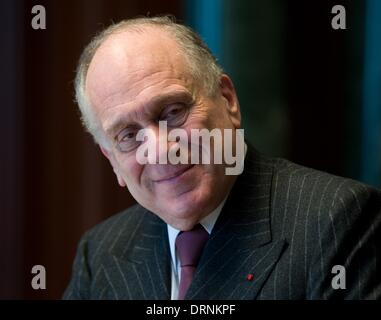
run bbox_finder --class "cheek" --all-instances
[116,154,144,186]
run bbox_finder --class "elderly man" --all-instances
[63,16,380,300]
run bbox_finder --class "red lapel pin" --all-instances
[246,273,254,281]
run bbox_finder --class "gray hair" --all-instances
[75,15,224,147]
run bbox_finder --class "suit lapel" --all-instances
[187,146,287,300]
[105,210,171,300]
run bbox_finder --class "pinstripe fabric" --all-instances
[63,145,381,300]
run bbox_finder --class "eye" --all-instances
[160,104,188,127]
[167,107,181,116]
[116,127,140,152]
[121,131,136,141]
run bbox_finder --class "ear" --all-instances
[100,146,127,187]
[219,74,241,129]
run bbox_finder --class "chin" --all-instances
[160,186,214,225]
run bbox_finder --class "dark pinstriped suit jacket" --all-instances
[63,146,381,299]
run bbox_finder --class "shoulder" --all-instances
[270,156,380,209]
[84,204,143,241]
[266,155,381,238]
[79,204,151,261]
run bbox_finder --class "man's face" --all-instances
[86,28,241,230]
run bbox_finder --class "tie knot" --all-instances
[175,224,209,267]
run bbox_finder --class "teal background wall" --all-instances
[185,0,381,188]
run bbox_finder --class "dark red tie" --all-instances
[175,224,209,300]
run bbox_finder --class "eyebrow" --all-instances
[104,90,193,137]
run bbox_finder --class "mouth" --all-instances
[153,164,195,184]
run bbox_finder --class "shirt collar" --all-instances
[167,197,227,272]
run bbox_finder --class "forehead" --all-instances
[85,27,193,116]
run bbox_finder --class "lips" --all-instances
[153,164,194,183]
